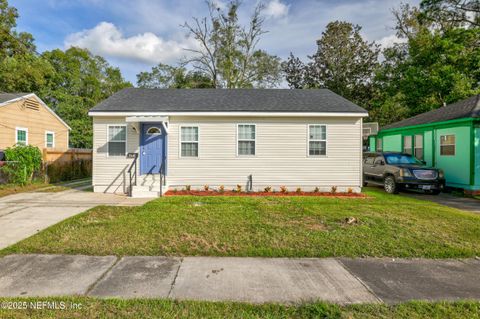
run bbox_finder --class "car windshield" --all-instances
[384,154,423,165]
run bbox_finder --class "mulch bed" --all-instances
[164,190,366,197]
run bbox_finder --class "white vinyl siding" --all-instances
[167,116,362,191]
[92,118,139,194]
[237,124,256,156]
[308,124,326,156]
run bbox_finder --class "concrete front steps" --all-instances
[131,174,167,198]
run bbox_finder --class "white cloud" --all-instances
[377,34,407,49]
[263,0,289,19]
[64,22,196,64]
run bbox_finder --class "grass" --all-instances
[0,178,92,197]
[0,298,478,319]
[3,188,480,258]
[0,182,51,198]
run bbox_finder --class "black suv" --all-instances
[363,152,446,194]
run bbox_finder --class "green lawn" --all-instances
[0,298,478,319]
[2,188,480,258]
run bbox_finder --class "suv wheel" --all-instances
[427,189,441,195]
[362,175,368,187]
[384,176,398,194]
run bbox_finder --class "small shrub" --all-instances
[219,185,225,193]
[173,188,178,193]
[314,187,320,193]
[236,184,242,192]
[296,187,302,193]
[185,185,191,191]
[203,184,209,191]
[331,186,337,194]
[347,187,353,194]
[280,185,288,193]
[264,186,272,193]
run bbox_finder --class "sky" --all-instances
[11,0,418,85]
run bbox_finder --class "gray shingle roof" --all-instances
[382,94,480,130]
[0,93,30,104]
[89,88,367,114]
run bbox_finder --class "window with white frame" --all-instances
[108,125,126,156]
[414,134,423,160]
[16,127,28,145]
[45,131,55,148]
[440,134,455,156]
[308,125,326,156]
[403,135,412,154]
[237,124,256,156]
[180,126,199,157]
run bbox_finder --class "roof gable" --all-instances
[89,88,367,115]
[382,94,480,130]
[0,93,71,130]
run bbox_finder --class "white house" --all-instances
[88,88,368,197]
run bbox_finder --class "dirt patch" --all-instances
[165,190,366,198]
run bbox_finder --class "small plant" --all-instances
[173,188,178,193]
[219,185,225,193]
[347,187,353,194]
[204,184,209,191]
[331,186,337,194]
[264,186,272,193]
[236,184,242,192]
[185,185,191,191]
[314,187,320,193]
[296,187,302,193]
[280,185,288,193]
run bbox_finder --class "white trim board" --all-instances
[89,111,369,117]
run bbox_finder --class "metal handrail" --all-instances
[127,153,138,196]
[159,161,166,197]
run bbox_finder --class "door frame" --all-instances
[139,122,167,175]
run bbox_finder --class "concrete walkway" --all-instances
[404,192,480,213]
[0,254,479,304]
[0,186,151,249]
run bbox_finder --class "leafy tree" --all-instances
[0,0,35,58]
[283,21,380,109]
[137,63,213,88]
[371,4,480,121]
[39,48,132,148]
[182,0,282,88]
[420,0,480,29]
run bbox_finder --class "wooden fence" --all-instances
[42,148,92,163]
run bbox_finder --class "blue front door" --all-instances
[140,123,166,175]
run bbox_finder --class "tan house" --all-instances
[0,93,70,152]
[89,88,368,197]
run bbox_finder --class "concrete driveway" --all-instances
[0,186,151,250]
[404,192,480,213]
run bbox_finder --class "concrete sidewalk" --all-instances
[0,254,479,304]
[0,187,151,249]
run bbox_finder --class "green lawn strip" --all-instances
[0,298,478,319]
[2,188,480,258]
[0,183,52,198]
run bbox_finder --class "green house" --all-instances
[369,94,480,193]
